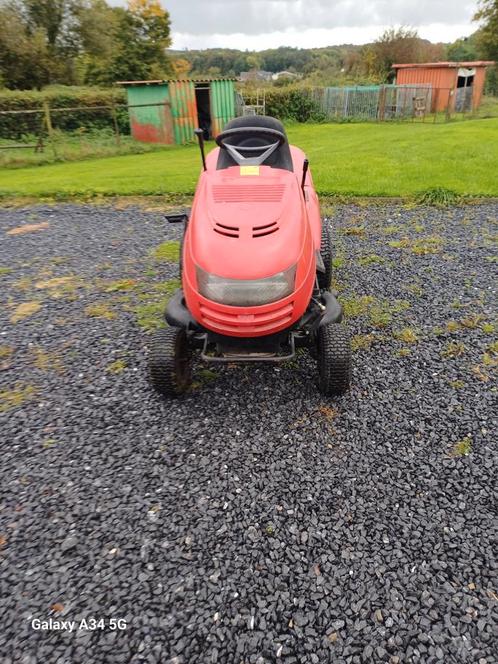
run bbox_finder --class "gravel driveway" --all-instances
[0,202,496,664]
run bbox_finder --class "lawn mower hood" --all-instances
[181,159,317,337]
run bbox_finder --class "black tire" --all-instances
[317,219,333,290]
[317,323,352,396]
[148,327,192,397]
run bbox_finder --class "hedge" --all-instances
[242,86,325,123]
[0,86,127,139]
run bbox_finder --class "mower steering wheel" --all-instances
[215,126,286,167]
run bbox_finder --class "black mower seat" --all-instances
[217,116,294,172]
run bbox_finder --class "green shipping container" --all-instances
[118,78,237,145]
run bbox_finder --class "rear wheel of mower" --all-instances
[317,220,332,290]
[317,323,352,396]
[148,327,192,397]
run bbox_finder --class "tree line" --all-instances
[0,0,173,89]
[0,0,497,92]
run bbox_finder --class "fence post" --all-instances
[432,88,439,123]
[445,89,453,122]
[378,85,386,122]
[43,100,57,157]
[110,101,121,147]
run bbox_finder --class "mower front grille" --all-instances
[212,184,286,204]
[199,302,293,334]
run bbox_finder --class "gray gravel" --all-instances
[0,202,496,664]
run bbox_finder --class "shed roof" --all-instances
[393,61,495,70]
[116,78,236,86]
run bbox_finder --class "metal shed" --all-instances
[117,78,237,145]
[393,61,495,112]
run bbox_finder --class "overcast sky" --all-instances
[111,0,480,50]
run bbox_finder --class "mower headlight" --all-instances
[196,265,296,306]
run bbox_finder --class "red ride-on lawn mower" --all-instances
[148,116,352,397]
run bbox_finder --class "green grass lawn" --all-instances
[1,118,497,199]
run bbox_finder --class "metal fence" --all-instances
[311,84,437,121]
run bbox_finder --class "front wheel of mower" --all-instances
[317,219,333,291]
[148,327,192,397]
[317,323,352,396]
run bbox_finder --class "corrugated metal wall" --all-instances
[126,84,174,144]
[168,81,198,144]
[395,68,457,111]
[210,80,236,136]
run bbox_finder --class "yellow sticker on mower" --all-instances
[240,166,260,176]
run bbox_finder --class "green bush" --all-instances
[242,86,325,123]
[0,86,127,139]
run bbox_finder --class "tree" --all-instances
[102,0,173,84]
[0,3,52,88]
[474,1,498,93]
[365,27,443,81]
[446,34,479,62]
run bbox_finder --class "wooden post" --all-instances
[445,89,453,122]
[378,85,386,122]
[432,88,439,123]
[110,101,121,147]
[43,100,57,157]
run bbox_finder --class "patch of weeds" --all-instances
[0,345,14,360]
[134,301,166,332]
[265,523,275,536]
[416,187,460,207]
[331,277,346,292]
[196,368,218,384]
[332,256,344,269]
[14,276,33,292]
[471,365,490,382]
[433,326,444,337]
[0,384,36,413]
[134,278,181,331]
[397,348,411,357]
[381,225,401,235]
[448,379,465,389]
[412,224,425,233]
[50,256,69,266]
[358,254,385,266]
[35,276,81,299]
[449,436,472,457]
[389,236,443,256]
[10,301,42,323]
[104,279,137,293]
[460,314,484,330]
[0,267,13,276]
[369,305,392,329]
[318,405,338,420]
[151,241,180,262]
[406,283,424,297]
[393,328,419,344]
[446,320,461,333]
[351,334,377,352]
[42,438,59,449]
[442,342,466,359]
[451,300,464,310]
[341,226,365,237]
[144,267,158,278]
[342,295,375,317]
[84,303,116,320]
[107,359,127,374]
[485,255,498,264]
[487,340,498,355]
[32,347,64,373]
[481,322,495,334]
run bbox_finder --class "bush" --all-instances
[0,86,126,139]
[242,86,325,123]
